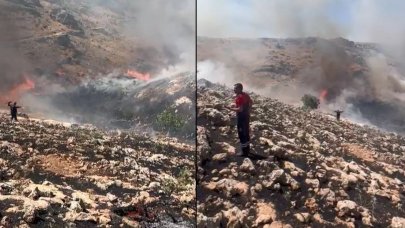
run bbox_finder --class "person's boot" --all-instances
[236,147,249,157]
[245,145,251,155]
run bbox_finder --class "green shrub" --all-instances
[161,178,177,195]
[301,94,319,110]
[178,167,193,189]
[161,167,193,195]
[156,108,186,131]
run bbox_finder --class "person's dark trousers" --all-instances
[237,116,250,156]
[11,114,17,121]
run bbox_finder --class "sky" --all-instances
[197,0,405,43]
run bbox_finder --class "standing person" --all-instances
[8,102,21,122]
[226,83,253,157]
[334,110,343,121]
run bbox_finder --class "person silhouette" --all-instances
[8,101,21,122]
[334,110,343,121]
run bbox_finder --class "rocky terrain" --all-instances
[0,2,196,227]
[197,79,405,227]
[0,0,195,141]
[197,36,378,89]
[26,72,196,141]
[198,36,405,134]
[0,113,195,227]
[1,0,168,80]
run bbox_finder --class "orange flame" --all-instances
[0,77,35,103]
[126,69,150,81]
[319,89,328,103]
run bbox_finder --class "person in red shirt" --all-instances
[226,83,253,157]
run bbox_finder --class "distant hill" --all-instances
[198,36,405,135]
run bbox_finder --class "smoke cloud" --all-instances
[0,11,34,97]
[89,0,195,67]
[198,0,405,43]
[197,60,235,86]
[198,0,405,134]
[0,0,195,140]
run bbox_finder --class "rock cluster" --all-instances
[197,79,405,227]
[0,115,195,227]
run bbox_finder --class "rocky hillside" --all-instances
[1,0,168,80]
[197,79,405,227]
[26,72,196,141]
[0,113,195,227]
[1,0,195,141]
[197,36,379,87]
[198,36,405,137]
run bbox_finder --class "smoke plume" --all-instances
[0,10,35,99]
[0,0,195,140]
[198,0,405,134]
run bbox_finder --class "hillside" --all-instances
[197,79,405,227]
[21,72,196,141]
[0,0,195,140]
[197,36,405,135]
[0,114,195,227]
[197,36,379,88]
[0,0,169,81]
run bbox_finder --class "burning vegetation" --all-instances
[198,36,405,135]
[0,76,36,104]
[126,69,151,81]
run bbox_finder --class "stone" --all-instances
[106,193,118,203]
[254,203,277,226]
[305,178,320,189]
[391,217,405,228]
[294,212,311,223]
[240,158,256,173]
[336,200,357,217]
[23,206,39,224]
[69,201,83,213]
[212,153,228,162]
[222,206,247,228]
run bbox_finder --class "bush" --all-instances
[301,94,319,110]
[178,167,193,188]
[161,177,177,195]
[156,108,186,132]
[161,167,193,195]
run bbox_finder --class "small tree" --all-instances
[301,94,319,110]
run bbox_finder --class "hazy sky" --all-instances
[198,0,405,43]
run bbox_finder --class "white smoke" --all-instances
[198,0,405,134]
[197,60,235,87]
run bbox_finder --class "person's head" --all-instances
[13,102,17,106]
[234,83,243,94]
